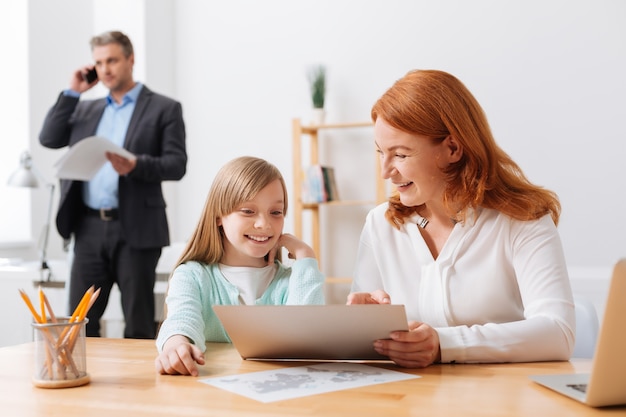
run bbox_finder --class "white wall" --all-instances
[171,0,626,272]
[7,0,626,311]
[0,2,30,248]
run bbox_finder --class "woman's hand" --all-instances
[347,292,440,367]
[346,290,391,304]
[374,321,441,368]
[155,335,205,376]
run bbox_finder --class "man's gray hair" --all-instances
[89,30,134,58]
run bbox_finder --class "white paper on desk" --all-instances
[54,136,136,180]
[200,362,419,403]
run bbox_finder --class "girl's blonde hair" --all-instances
[175,156,287,267]
[372,69,560,229]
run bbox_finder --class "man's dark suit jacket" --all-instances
[39,86,187,249]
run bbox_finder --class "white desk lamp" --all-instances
[7,151,61,287]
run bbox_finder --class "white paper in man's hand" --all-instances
[54,136,136,180]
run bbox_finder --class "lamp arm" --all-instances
[40,182,55,280]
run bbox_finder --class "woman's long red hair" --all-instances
[372,70,560,229]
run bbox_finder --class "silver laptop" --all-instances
[212,304,408,361]
[530,258,626,407]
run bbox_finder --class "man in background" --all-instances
[39,30,187,339]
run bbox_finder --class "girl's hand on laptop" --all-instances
[346,290,391,305]
[155,335,205,376]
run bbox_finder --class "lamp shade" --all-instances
[5,150,59,284]
[7,151,40,188]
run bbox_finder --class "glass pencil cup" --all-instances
[31,317,90,388]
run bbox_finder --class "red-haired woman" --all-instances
[348,69,574,368]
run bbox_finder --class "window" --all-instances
[0,2,30,247]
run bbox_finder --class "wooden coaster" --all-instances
[33,373,90,389]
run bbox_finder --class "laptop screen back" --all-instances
[213,304,409,361]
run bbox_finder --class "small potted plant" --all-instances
[307,64,326,125]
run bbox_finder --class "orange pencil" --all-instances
[38,286,46,324]
[42,291,58,324]
[19,289,42,323]
[70,286,94,322]
[81,287,101,320]
[68,287,101,352]
[20,289,56,379]
[57,286,94,349]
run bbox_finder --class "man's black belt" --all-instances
[85,207,119,221]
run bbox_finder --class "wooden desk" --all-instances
[0,338,623,416]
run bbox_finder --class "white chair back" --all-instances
[572,295,600,358]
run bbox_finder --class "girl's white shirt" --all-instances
[219,263,276,305]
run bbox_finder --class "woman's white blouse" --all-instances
[352,203,575,363]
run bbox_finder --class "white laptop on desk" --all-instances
[530,259,626,407]
[212,304,408,361]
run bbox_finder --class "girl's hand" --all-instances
[267,233,316,264]
[346,290,391,304]
[155,335,205,376]
[373,321,441,368]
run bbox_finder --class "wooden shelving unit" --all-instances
[291,118,386,281]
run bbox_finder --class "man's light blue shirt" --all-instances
[83,83,144,209]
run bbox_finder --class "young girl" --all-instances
[155,156,325,376]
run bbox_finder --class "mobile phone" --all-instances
[83,68,98,83]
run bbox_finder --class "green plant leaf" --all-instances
[307,65,326,108]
